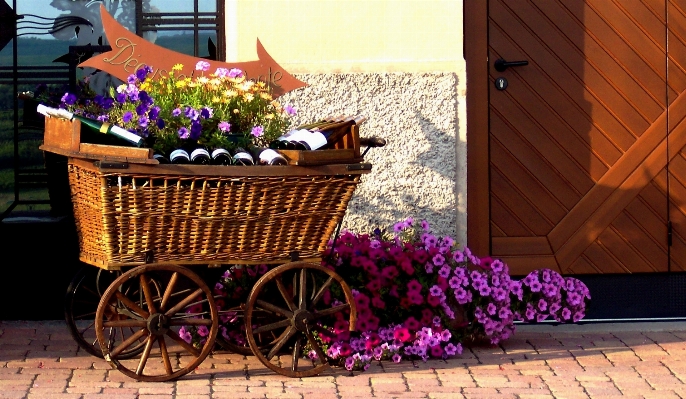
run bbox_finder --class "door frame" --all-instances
[464,1,490,256]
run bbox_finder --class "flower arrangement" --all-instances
[182,218,591,372]
[53,60,296,154]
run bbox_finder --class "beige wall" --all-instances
[226,0,463,74]
[225,0,467,244]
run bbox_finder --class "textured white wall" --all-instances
[280,73,466,245]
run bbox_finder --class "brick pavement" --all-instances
[0,320,685,398]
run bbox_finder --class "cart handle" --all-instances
[360,136,386,157]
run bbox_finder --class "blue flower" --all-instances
[178,127,189,139]
[122,111,133,123]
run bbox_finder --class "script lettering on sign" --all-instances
[79,4,306,97]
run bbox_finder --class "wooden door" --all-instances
[470,0,686,275]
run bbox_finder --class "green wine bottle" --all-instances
[37,104,144,147]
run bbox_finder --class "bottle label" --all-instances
[211,148,230,158]
[292,129,327,150]
[169,149,190,162]
[233,152,254,164]
[260,149,287,164]
[190,147,210,161]
[108,124,144,147]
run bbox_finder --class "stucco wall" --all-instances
[280,72,466,244]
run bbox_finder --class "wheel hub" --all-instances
[291,309,313,332]
[147,313,169,336]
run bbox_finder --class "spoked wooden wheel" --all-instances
[95,263,218,381]
[64,266,147,359]
[245,261,356,377]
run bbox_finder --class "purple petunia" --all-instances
[196,60,211,71]
[251,125,264,137]
[122,111,133,123]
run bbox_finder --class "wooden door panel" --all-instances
[489,28,625,168]
[489,89,596,193]
[492,0,654,136]
[489,0,670,275]
[489,3,639,149]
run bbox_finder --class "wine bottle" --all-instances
[231,147,254,165]
[269,130,300,150]
[211,148,233,165]
[153,151,170,164]
[189,146,211,165]
[169,148,190,164]
[251,147,288,165]
[37,104,144,147]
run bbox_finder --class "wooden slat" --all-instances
[609,211,667,269]
[567,255,600,274]
[490,139,568,224]
[576,241,628,274]
[490,168,553,236]
[492,236,552,256]
[490,196,531,237]
[497,256,561,277]
[597,225,661,273]
[489,114,581,209]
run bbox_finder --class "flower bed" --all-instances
[182,218,591,371]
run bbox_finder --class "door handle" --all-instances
[494,58,529,72]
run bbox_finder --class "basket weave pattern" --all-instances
[68,162,361,267]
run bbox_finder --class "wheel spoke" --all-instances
[169,318,213,326]
[305,330,327,366]
[266,326,296,360]
[140,274,158,314]
[292,338,302,372]
[252,318,291,334]
[255,299,293,318]
[158,335,173,375]
[311,276,334,308]
[166,329,201,357]
[113,291,150,319]
[312,303,350,318]
[78,321,96,336]
[164,288,204,317]
[110,328,148,357]
[275,277,297,312]
[136,336,156,375]
[160,272,179,312]
[298,269,307,310]
[103,319,147,328]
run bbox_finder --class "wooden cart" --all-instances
[41,116,380,381]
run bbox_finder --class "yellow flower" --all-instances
[260,92,272,101]
[265,113,274,120]
[175,80,187,88]
[211,96,220,103]
[209,78,221,86]
[188,82,198,88]
[224,90,238,97]
[140,82,150,91]
[196,76,209,84]
[243,93,254,102]
[172,64,183,71]
[233,109,240,114]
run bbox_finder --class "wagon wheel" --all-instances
[95,263,218,382]
[245,261,357,378]
[216,303,291,356]
[64,266,149,359]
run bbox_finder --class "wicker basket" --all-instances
[67,158,370,269]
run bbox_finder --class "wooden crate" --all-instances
[278,123,363,166]
[39,116,157,164]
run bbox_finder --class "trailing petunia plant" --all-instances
[181,218,591,372]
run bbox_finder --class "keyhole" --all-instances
[495,77,508,91]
